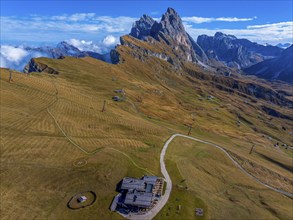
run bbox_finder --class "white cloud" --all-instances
[182,16,256,24]
[183,17,213,24]
[0,38,120,71]
[50,15,67,21]
[247,21,292,29]
[66,39,102,53]
[0,45,48,70]
[0,56,7,68]
[68,13,96,21]
[102,35,118,46]
[93,16,137,32]
[49,13,96,21]
[0,45,28,63]
[216,16,257,22]
[66,36,119,53]
[0,14,136,39]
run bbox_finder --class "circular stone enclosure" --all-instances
[67,191,96,210]
[73,158,87,167]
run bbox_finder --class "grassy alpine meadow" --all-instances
[0,53,292,219]
[0,67,170,220]
[156,137,292,220]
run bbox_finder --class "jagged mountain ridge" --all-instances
[197,32,283,68]
[244,45,293,83]
[21,7,291,84]
[106,8,293,105]
[26,41,110,61]
[126,8,290,83]
[129,7,208,64]
[150,7,196,62]
[23,41,111,72]
[130,14,155,40]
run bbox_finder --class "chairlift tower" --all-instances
[9,69,13,83]
[187,126,192,136]
[101,100,106,112]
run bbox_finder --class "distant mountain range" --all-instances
[244,45,293,83]
[128,9,285,69]
[197,32,283,68]
[276,43,292,49]
[25,41,111,62]
[0,42,111,71]
[2,7,292,83]
[127,9,291,83]
[21,7,293,109]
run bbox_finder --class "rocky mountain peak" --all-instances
[130,14,155,40]
[214,32,237,40]
[56,41,81,55]
[126,8,210,64]
[57,41,78,50]
[148,8,199,62]
[141,14,152,20]
[214,32,225,38]
[163,7,181,21]
[166,7,176,14]
[153,7,186,38]
[214,32,229,39]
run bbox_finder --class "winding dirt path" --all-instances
[128,133,293,220]
[47,78,156,175]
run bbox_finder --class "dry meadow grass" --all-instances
[0,53,292,219]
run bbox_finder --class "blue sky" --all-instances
[1,0,293,48]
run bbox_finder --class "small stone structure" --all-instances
[67,191,96,210]
[195,207,204,216]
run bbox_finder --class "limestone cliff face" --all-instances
[149,8,195,62]
[23,58,59,74]
[111,35,176,67]
[187,33,209,63]
[130,14,155,40]
[110,49,122,64]
[113,8,209,66]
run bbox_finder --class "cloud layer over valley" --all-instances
[0,35,120,71]
[0,45,48,71]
